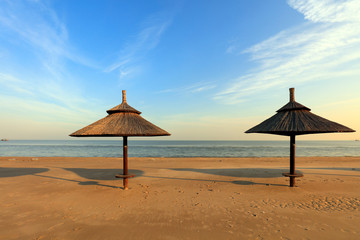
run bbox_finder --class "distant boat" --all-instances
[1,139,8,141]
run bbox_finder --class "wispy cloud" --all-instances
[0,1,96,123]
[158,81,217,94]
[0,93,98,124]
[290,0,360,23]
[105,12,173,79]
[0,73,34,96]
[217,0,360,104]
[0,1,96,68]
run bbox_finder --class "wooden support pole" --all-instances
[289,88,295,102]
[122,90,127,103]
[123,136,128,190]
[289,135,296,187]
[115,136,136,188]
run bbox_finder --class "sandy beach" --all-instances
[1,156,360,240]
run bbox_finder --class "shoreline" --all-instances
[1,155,360,159]
[1,140,359,159]
[1,156,360,239]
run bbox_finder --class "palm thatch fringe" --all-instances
[246,110,355,136]
[70,90,170,137]
[70,112,170,137]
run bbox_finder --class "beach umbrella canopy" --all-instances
[246,88,355,187]
[70,90,170,189]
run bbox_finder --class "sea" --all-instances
[0,140,359,158]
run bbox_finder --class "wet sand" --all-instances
[1,156,360,239]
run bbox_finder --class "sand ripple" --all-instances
[256,195,360,211]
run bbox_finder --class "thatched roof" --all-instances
[70,90,170,137]
[246,88,355,136]
[106,96,141,114]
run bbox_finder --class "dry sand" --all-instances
[1,156,360,240]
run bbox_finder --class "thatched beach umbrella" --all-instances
[246,88,355,187]
[70,90,170,190]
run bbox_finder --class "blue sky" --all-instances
[0,0,359,140]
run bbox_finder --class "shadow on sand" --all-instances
[34,168,145,189]
[231,180,287,187]
[141,168,292,187]
[0,167,49,178]
[171,168,290,178]
[305,167,360,172]
[1,166,144,189]
[302,167,360,178]
[35,174,124,189]
[1,166,293,188]
[63,168,144,180]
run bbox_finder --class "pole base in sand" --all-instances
[282,172,304,187]
[282,173,304,178]
[115,174,136,178]
[115,174,135,190]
